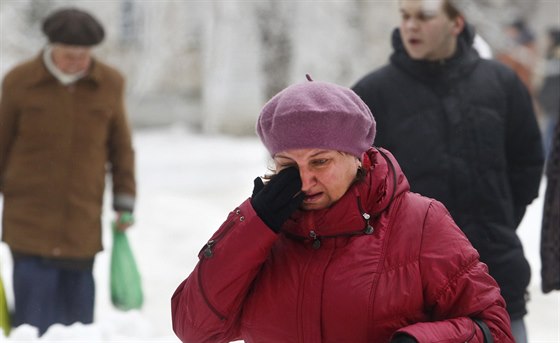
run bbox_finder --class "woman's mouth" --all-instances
[304,192,323,203]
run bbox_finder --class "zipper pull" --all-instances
[362,213,374,234]
[203,239,215,258]
[309,230,321,249]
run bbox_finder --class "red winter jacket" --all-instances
[172,148,514,343]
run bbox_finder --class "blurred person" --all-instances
[0,8,136,335]
[541,120,560,294]
[171,78,514,342]
[537,27,560,157]
[352,1,544,342]
[496,19,539,96]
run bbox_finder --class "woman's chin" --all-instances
[301,198,328,211]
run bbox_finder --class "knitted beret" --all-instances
[42,8,105,46]
[256,78,376,157]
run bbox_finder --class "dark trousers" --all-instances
[12,255,95,335]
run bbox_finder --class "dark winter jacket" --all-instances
[541,120,560,293]
[0,53,136,259]
[352,25,544,319]
[538,55,560,120]
[172,148,514,343]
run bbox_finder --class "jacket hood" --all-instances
[282,147,410,239]
[390,23,479,84]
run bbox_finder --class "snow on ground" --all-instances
[1,126,559,342]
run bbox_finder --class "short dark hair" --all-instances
[398,0,462,20]
[442,0,462,19]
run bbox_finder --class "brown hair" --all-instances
[398,0,462,19]
[442,0,462,19]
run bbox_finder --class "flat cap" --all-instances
[42,8,105,46]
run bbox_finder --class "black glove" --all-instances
[390,334,418,343]
[251,167,305,233]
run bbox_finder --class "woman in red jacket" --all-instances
[171,78,514,343]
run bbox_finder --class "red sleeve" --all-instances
[171,199,278,343]
[395,201,514,343]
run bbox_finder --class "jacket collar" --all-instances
[28,51,103,87]
[282,148,410,238]
[42,46,86,85]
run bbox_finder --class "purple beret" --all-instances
[42,8,105,46]
[256,79,376,157]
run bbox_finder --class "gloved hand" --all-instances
[390,334,418,343]
[251,167,305,233]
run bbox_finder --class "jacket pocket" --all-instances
[75,107,112,146]
[19,106,60,139]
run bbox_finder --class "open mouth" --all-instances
[408,38,421,45]
[304,192,323,203]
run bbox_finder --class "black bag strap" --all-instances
[473,318,494,343]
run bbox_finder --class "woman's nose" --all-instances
[299,168,316,192]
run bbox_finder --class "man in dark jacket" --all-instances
[352,1,544,342]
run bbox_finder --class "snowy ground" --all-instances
[0,126,559,342]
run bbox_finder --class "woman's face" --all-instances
[274,148,361,211]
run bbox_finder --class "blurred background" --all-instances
[1,0,558,135]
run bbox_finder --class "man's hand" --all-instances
[115,211,134,231]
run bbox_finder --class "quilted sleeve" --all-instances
[395,200,514,343]
[171,199,278,343]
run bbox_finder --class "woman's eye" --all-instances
[311,159,328,167]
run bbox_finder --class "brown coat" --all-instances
[0,54,136,259]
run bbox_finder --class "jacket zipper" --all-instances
[309,230,321,249]
[197,211,240,320]
[199,211,239,258]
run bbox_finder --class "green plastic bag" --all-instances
[0,273,10,337]
[110,222,144,311]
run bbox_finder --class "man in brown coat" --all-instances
[0,8,136,335]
